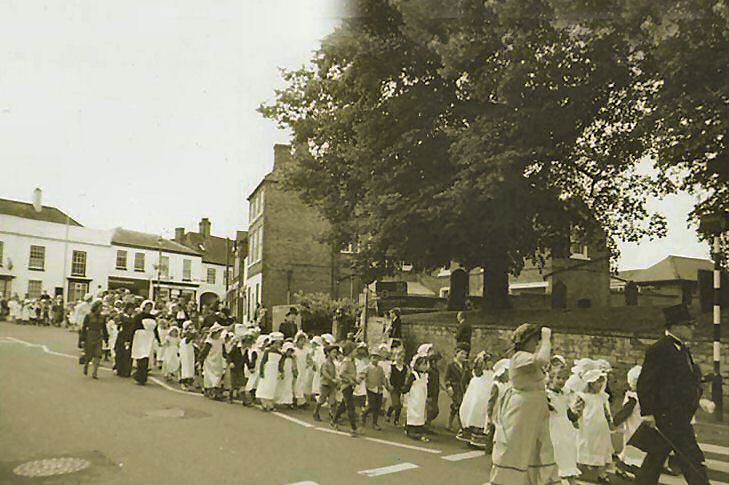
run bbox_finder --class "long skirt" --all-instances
[115,339,133,377]
[490,388,561,485]
[203,353,225,389]
[179,341,195,381]
[275,359,295,405]
[459,373,493,429]
[256,353,282,401]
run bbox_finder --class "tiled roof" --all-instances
[111,228,201,256]
[618,255,713,283]
[0,198,82,226]
[177,233,239,265]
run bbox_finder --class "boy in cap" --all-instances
[332,341,361,436]
[313,344,340,423]
[362,348,388,430]
[445,343,470,432]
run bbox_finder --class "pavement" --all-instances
[1,322,727,485]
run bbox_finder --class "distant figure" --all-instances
[388,308,402,340]
[279,307,298,340]
[455,311,472,352]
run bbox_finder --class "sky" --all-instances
[0,0,709,271]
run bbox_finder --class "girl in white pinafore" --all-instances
[292,333,311,406]
[617,365,645,468]
[310,337,326,396]
[459,351,493,448]
[257,332,284,411]
[162,326,181,380]
[244,335,267,398]
[276,342,296,407]
[547,363,581,483]
[577,369,613,482]
[202,325,226,398]
[178,321,196,390]
[404,355,430,442]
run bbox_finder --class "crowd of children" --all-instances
[3,292,67,327]
[6,295,678,480]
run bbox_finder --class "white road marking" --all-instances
[4,337,77,359]
[442,450,484,461]
[284,482,319,485]
[357,462,419,477]
[707,458,729,474]
[314,426,353,437]
[147,377,202,397]
[272,412,315,428]
[363,436,442,454]
[702,442,729,457]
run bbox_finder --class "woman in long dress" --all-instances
[489,324,560,485]
[244,335,268,402]
[257,332,284,411]
[292,333,311,406]
[131,300,159,385]
[200,323,226,399]
[162,326,181,381]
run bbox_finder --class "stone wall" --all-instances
[401,320,729,405]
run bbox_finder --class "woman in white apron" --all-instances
[131,300,158,385]
[179,321,196,390]
[617,365,646,471]
[244,335,268,402]
[257,332,284,411]
[404,354,430,442]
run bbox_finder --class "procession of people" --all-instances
[3,292,719,484]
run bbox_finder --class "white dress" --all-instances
[354,357,368,399]
[156,328,169,364]
[619,390,646,467]
[275,356,295,405]
[106,321,118,354]
[405,371,429,426]
[244,348,261,392]
[131,318,157,360]
[459,370,494,429]
[293,347,310,400]
[577,392,614,466]
[547,389,581,478]
[179,337,195,380]
[162,335,181,376]
[256,350,282,401]
[203,337,225,389]
[9,300,20,320]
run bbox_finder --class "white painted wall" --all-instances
[0,214,113,299]
[244,270,262,323]
[199,262,228,300]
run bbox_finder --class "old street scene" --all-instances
[1,1,728,484]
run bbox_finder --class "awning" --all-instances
[509,281,548,290]
[0,267,15,279]
[67,276,93,282]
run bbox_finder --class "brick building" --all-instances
[243,144,363,326]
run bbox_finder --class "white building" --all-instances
[110,228,204,303]
[0,198,113,301]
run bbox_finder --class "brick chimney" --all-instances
[199,218,211,237]
[174,227,185,242]
[273,144,292,172]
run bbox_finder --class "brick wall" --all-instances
[400,320,729,405]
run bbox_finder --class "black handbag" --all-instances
[628,422,671,454]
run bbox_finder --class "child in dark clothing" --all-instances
[445,343,470,431]
[426,352,443,429]
[363,350,388,430]
[386,353,407,426]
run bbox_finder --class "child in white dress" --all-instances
[276,342,297,407]
[547,363,583,484]
[257,332,284,411]
[458,351,493,449]
[403,355,430,442]
[162,326,181,381]
[613,365,645,479]
[577,369,613,483]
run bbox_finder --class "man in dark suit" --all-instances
[636,303,709,484]
[279,307,299,340]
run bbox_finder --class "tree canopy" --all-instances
[259,0,727,305]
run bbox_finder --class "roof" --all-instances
[618,255,714,283]
[247,173,277,200]
[111,228,201,256]
[177,232,243,265]
[0,198,82,226]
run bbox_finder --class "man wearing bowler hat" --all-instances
[635,303,709,484]
[279,306,299,340]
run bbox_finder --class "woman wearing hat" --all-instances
[257,332,285,411]
[489,323,560,485]
[199,323,227,400]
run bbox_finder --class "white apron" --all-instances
[405,371,428,426]
[131,318,157,360]
[354,358,368,397]
[311,347,325,395]
[459,370,493,429]
[275,357,295,405]
[577,392,614,466]
[293,347,309,400]
[162,336,181,376]
[256,351,282,400]
[179,338,196,380]
[244,348,261,392]
[619,390,646,467]
[548,389,581,478]
[203,337,225,388]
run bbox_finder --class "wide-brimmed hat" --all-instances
[270,332,284,342]
[324,344,340,355]
[493,358,511,377]
[311,336,323,346]
[511,323,540,347]
[321,333,335,345]
[627,365,642,389]
[417,343,433,356]
[583,369,606,384]
[282,342,295,352]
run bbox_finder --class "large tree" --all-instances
[260,0,665,308]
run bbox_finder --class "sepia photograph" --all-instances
[0,0,727,484]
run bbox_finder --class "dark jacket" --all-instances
[637,335,702,424]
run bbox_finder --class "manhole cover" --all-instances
[13,457,91,477]
[144,407,185,418]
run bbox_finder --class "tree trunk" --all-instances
[482,252,511,310]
